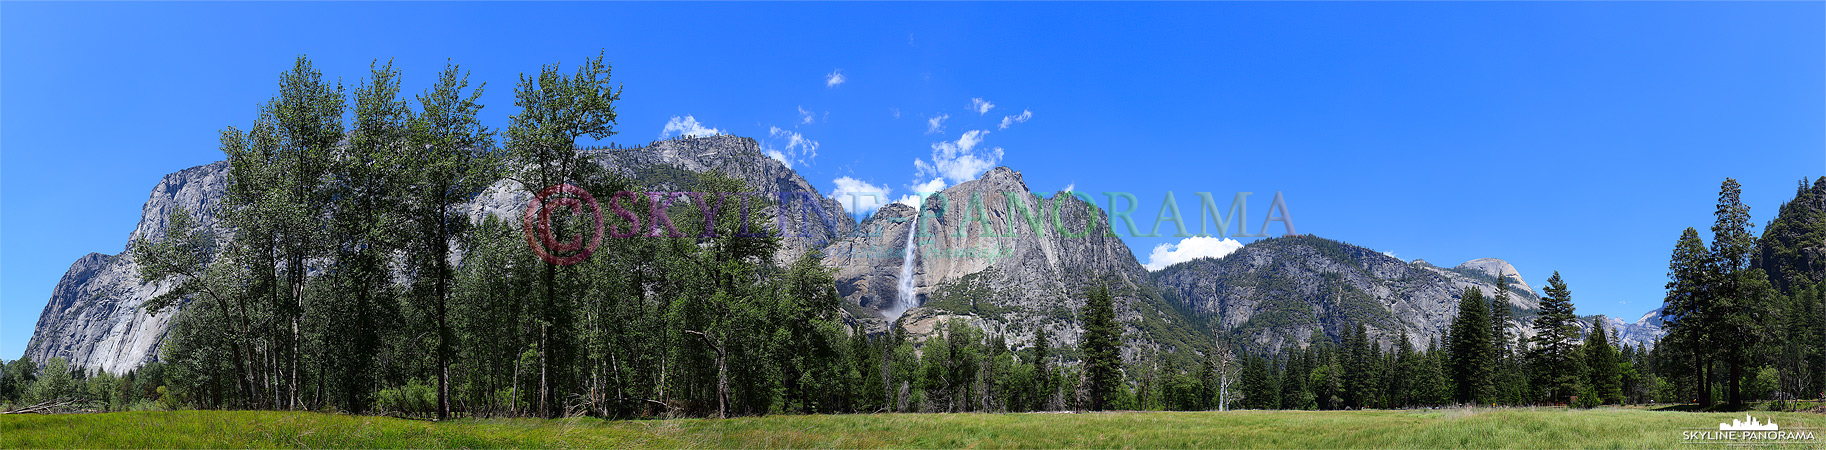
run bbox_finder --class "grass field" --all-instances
[4,408,1824,449]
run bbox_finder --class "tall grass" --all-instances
[4,407,1823,449]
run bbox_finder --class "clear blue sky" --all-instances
[3,2,1821,360]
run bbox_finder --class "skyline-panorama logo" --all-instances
[1682,414,1817,446]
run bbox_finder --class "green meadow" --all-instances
[4,408,1824,449]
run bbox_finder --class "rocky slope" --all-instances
[825,167,1208,360]
[1152,235,1543,351]
[1152,236,1665,351]
[23,136,852,372]
[1755,177,1826,293]
[23,161,229,374]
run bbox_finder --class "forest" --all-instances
[2,55,1823,419]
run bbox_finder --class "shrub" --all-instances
[375,378,436,417]
[126,399,167,412]
[1573,386,1602,409]
[156,386,182,411]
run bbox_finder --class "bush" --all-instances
[1573,386,1602,409]
[375,378,436,416]
[125,399,167,412]
[155,386,183,411]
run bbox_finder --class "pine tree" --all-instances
[1031,325,1053,411]
[1662,227,1714,406]
[1529,272,1583,404]
[1078,284,1123,411]
[1280,343,1311,410]
[1584,318,1623,404]
[1448,287,1494,404]
[1708,178,1774,409]
[1417,339,1451,406]
[1490,274,1514,360]
[1392,332,1416,408]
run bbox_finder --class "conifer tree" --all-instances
[1707,178,1774,408]
[1448,287,1494,404]
[1078,284,1123,411]
[1662,227,1714,406]
[1585,318,1622,404]
[1529,272,1583,404]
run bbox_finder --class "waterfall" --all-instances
[886,213,920,321]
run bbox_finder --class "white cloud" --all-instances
[895,178,949,208]
[891,107,901,119]
[1062,183,1075,193]
[998,109,1032,130]
[798,106,815,125]
[765,149,791,168]
[830,176,892,216]
[1144,236,1246,271]
[915,129,1002,184]
[1382,251,1399,259]
[925,114,949,135]
[765,126,819,168]
[825,69,845,88]
[659,115,725,139]
[970,98,995,115]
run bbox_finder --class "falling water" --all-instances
[885,214,920,321]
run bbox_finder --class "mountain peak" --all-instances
[1454,257,1533,294]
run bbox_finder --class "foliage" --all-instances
[1527,272,1583,404]
[1447,287,1494,405]
[1077,284,1123,411]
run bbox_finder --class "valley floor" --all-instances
[3,408,1824,449]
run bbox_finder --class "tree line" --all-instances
[5,55,1822,417]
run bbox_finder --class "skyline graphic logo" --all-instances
[1722,414,1780,432]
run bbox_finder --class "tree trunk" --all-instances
[1697,355,1712,407]
[686,330,729,419]
[436,239,451,421]
[1729,358,1744,409]
[436,186,453,421]
[541,262,554,418]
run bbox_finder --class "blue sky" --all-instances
[2,2,1821,359]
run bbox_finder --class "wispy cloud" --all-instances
[825,69,846,88]
[891,107,901,119]
[998,109,1032,130]
[1144,236,1245,271]
[925,114,950,135]
[765,126,819,169]
[1062,183,1075,193]
[915,129,1002,185]
[659,115,724,139]
[970,98,995,115]
[830,176,892,216]
[798,106,815,125]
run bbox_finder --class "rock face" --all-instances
[462,136,854,266]
[1151,235,1545,351]
[1755,177,1826,294]
[581,136,856,265]
[23,136,852,372]
[826,167,1207,357]
[1581,308,1664,350]
[23,161,229,374]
